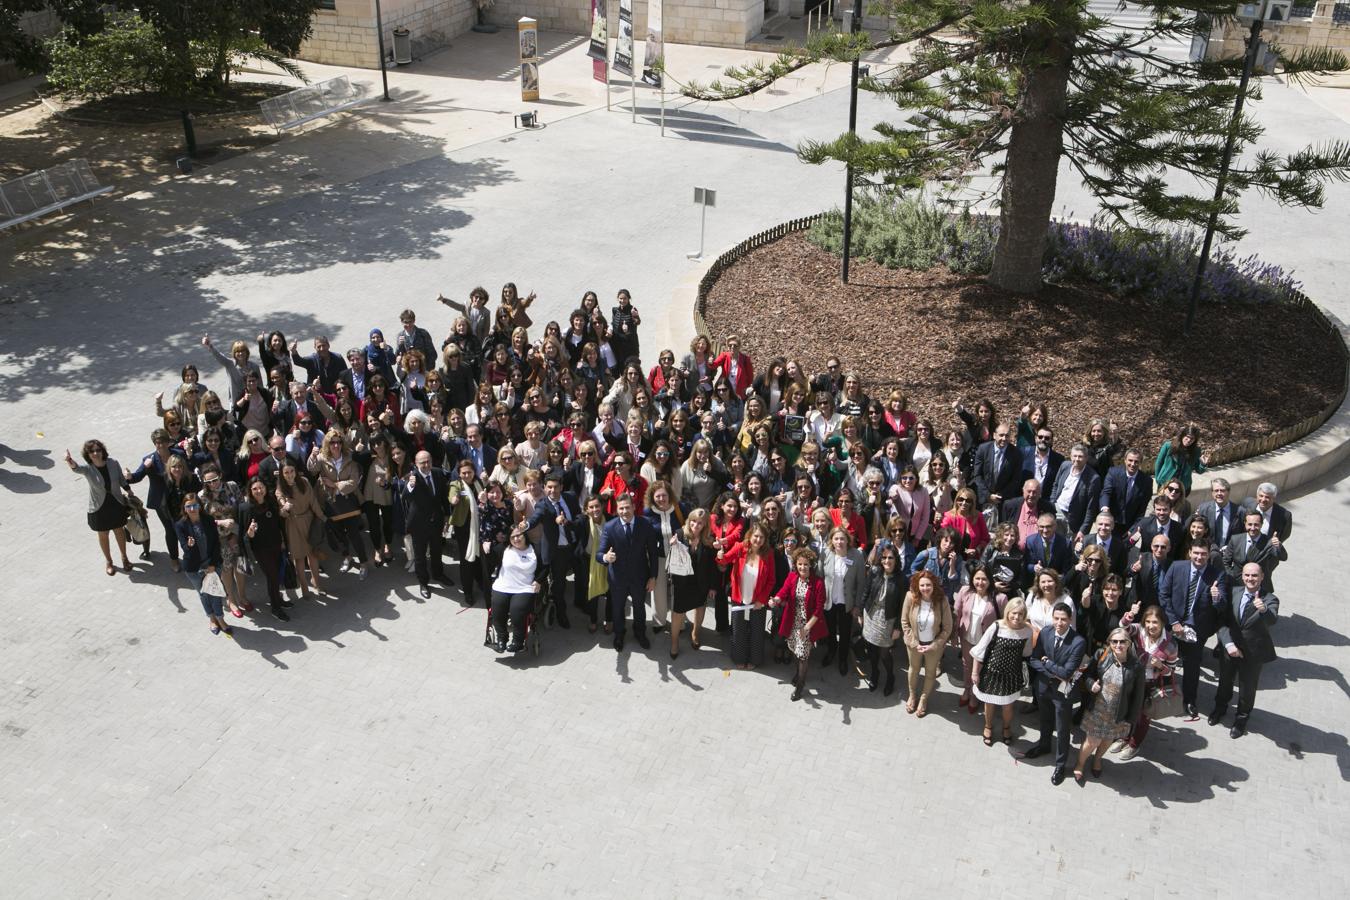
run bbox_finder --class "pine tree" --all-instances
[685,2,1350,294]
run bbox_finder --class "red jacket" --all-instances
[721,542,776,605]
[710,516,744,553]
[599,471,648,516]
[830,508,868,551]
[773,572,829,641]
[711,351,754,399]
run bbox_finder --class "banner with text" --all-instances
[587,0,608,62]
[614,0,634,77]
[641,0,663,88]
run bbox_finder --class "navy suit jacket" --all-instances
[520,492,581,565]
[1029,625,1087,701]
[596,515,660,590]
[453,440,497,478]
[1099,466,1152,533]
[1195,499,1243,549]
[1050,466,1102,535]
[1020,447,1065,497]
[1159,561,1227,638]
[1131,515,1185,562]
[972,441,1022,506]
[1024,531,1073,578]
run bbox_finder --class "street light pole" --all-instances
[841,0,864,284]
[374,0,392,101]
[1184,11,1264,335]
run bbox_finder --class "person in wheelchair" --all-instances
[491,527,544,653]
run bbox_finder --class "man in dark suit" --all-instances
[1242,483,1293,544]
[1129,495,1185,562]
[565,440,609,511]
[1129,533,1173,608]
[404,450,451,599]
[1098,448,1151,538]
[1194,477,1243,550]
[516,473,577,628]
[257,435,303,490]
[1050,443,1102,536]
[1025,513,1073,580]
[274,382,325,436]
[1210,562,1279,737]
[972,423,1021,515]
[596,492,660,651]
[1160,542,1228,717]
[1022,603,1088,785]
[1077,512,1127,576]
[1020,426,1064,498]
[1001,478,1055,549]
[1221,509,1288,593]
[454,423,497,479]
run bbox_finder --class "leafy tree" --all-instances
[686,3,1350,294]
[0,0,106,73]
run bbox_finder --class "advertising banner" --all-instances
[641,0,663,88]
[614,0,634,77]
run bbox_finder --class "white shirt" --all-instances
[965,594,991,644]
[824,554,848,610]
[496,546,537,594]
[916,601,937,644]
[1055,468,1083,517]
[739,559,759,605]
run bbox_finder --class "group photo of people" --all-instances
[66,282,1292,786]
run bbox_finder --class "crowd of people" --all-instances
[67,284,1293,785]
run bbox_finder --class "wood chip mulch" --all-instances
[701,232,1345,464]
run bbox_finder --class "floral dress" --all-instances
[788,579,811,661]
[1083,662,1134,742]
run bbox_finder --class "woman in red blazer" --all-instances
[709,493,746,634]
[710,334,754,400]
[718,521,777,669]
[772,547,828,701]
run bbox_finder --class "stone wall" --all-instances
[488,1,766,48]
[300,0,477,68]
[1206,2,1350,61]
[0,8,62,84]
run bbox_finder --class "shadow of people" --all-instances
[0,468,51,493]
[229,626,308,669]
[0,443,55,469]
[1262,655,1350,701]
[1276,612,1350,649]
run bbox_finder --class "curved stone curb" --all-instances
[670,231,1350,507]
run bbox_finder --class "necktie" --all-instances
[1152,566,1161,601]
[625,521,632,541]
[994,448,1003,472]
[1125,475,1136,505]
[1187,568,1200,616]
[1053,634,1062,656]
[1043,539,1050,564]
[1241,591,1252,618]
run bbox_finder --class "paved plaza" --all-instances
[2,31,1350,899]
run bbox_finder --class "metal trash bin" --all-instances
[393,27,412,65]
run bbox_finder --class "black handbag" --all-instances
[327,493,363,522]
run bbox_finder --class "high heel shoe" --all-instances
[983,728,994,747]
[916,698,929,718]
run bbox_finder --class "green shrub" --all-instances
[45,14,176,98]
[808,193,1299,305]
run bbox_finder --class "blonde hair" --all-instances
[1001,596,1028,627]
[682,507,713,546]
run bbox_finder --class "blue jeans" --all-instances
[184,570,224,618]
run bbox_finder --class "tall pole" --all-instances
[840,0,863,284]
[374,0,391,101]
[1185,15,1263,335]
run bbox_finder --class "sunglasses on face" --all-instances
[247,437,262,444]
[183,503,200,511]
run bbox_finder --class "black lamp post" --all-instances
[374,0,392,101]
[1185,9,1266,335]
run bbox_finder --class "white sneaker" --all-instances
[1108,739,1128,754]
[1119,744,1139,760]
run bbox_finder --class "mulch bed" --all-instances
[49,83,294,125]
[701,232,1346,464]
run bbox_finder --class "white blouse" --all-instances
[916,601,937,644]
[739,559,760,605]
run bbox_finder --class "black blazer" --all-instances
[520,492,582,564]
[1216,586,1279,665]
[1099,466,1152,533]
[1240,499,1293,543]
[1195,499,1244,549]
[972,441,1022,506]
[403,468,450,534]
[1222,532,1287,593]
[1000,496,1054,525]
[1083,651,1148,723]
[1131,515,1185,562]
[1080,533,1128,576]
[1029,626,1088,702]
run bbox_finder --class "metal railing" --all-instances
[692,214,1349,472]
[258,75,371,132]
[0,159,112,232]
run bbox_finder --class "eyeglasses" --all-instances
[203,477,220,485]
[183,503,200,511]
[500,454,515,461]
[900,475,917,482]
[889,528,903,535]
[580,451,595,458]
[299,420,313,427]
[956,499,972,505]
[1109,639,1129,646]
[271,446,286,453]
[827,364,839,371]
[247,436,262,444]
[655,451,670,458]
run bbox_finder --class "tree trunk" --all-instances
[987,31,1073,295]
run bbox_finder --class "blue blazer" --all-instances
[1099,466,1152,532]
[596,515,660,589]
[1024,531,1073,578]
[453,440,497,478]
[127,448,188,511]
[1028,625,1087,701]
[174,516,222,575]
[1159,561,1227,638]
[520,492,581,565]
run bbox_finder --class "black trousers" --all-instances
[824,605,852,665]
[730,606,766,665]
[254,543,284,607]
[491,590,533,644]
[453,525,486,602]
[411,524,446,588]
[1177,638,1206,706]
[609,579,647,639]
[331,513,369,563]
[155,507,180,559]
[1213,650,1264,722]
[363,501,393,547]
[1035,685,1076,770]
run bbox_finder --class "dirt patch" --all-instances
[701,231,1345,462]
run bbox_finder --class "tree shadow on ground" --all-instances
[0,127,514,397]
